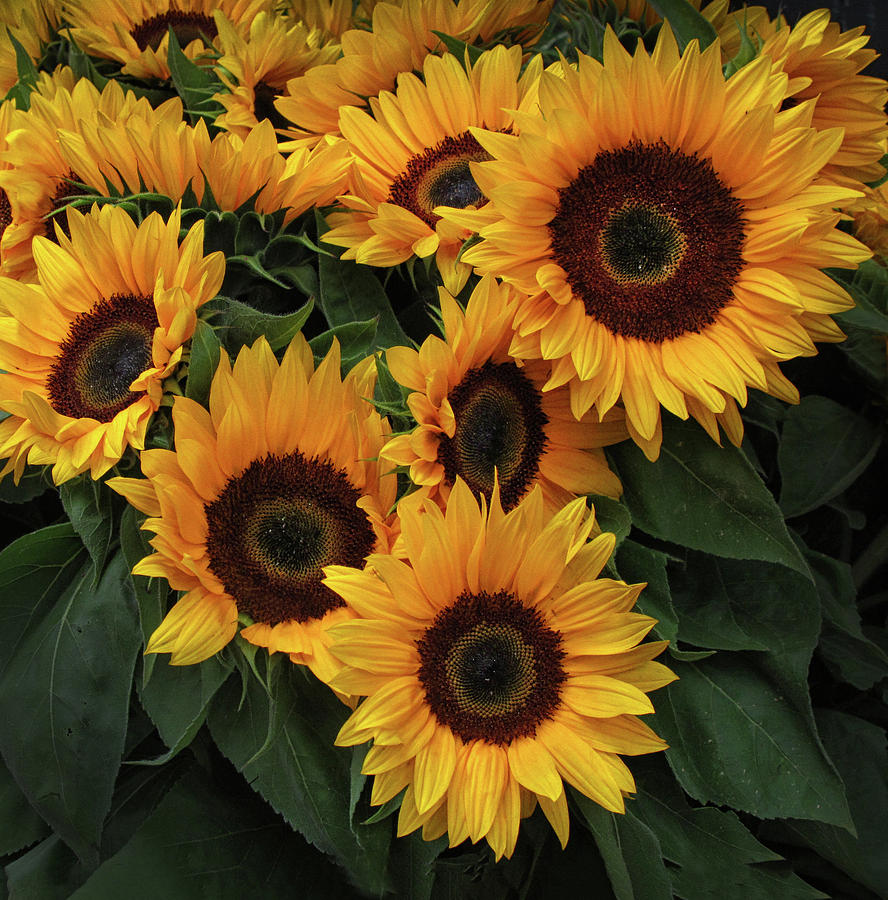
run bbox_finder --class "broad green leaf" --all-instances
[316,210,411,350]
[616,539,678,646]
[0,465,51,504]
[70,768,352,899]
[631,759,826,899]
[4,835,85,900]
[184,318,224,404]
[208,294,314,353]
[309,319,378,371]
[803,546,888,690]
[645,0,718,50]
[207,665,391,894]
[590,495,632,551]
[778,396,881,518]
[0,546,142,867]
[0,755,48,857]
[651,557,852,827]
[59,476,121,584]
[609,416,810,578]
[165,29,224,124]
[389,832,447,900]
[574,794,672,900]
[761,710,888,897]
[3,28,39,110]
[135,654,232,765]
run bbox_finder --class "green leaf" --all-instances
[390,832,447,900]
[4,835,85,900]
[0,465,51,504]
[630,759,826,899]
[207,665,391,894]
[645,0,718,50]
[59,476,121,584]
[184,318,224,404]
[803,546,888,690]
[651,555,852,827]
[210,294,313,353]
[778,396,881,519]
[69,768,353,899]
[590,495,632,551]
[135,654,232,765]
[0,544,142,867]
[760,710,888,897]
[616,539,678,647]
[3,28,39,110]
[165,29,224,124]
[0,755,49,857]
[316,210,411,350]
[430,31,485,65]
[609,416,810,578]
[309,319,379,370]
[573,794,672,900]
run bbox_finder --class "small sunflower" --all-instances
[284,0,369,40]
[0,0,60,97]
[108,336,398,682]
[60,0,271,81]
[213,10,340,139]
[848,182,888,261]
[446,29,870,458]
[324,478,674,859]
[321,45,542,293]
[276,0,552,148]
[0,205,224,484]
[381,275,625,512]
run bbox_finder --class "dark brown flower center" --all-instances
[204,452,376,626]
[388,131,490,228]
[548,140,746,342]
[131,11,218,52]
[437,361,548,510]
[417,590,565,745]
[252,81,290,131]
[1,188,11,239]
[46,293,157,422]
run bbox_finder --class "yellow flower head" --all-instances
[446,28,871,458]
[108,336,398,685]
[381,275,626,513]
[325,479,674,860]
[0,204,224,484]
[322,45,543,293]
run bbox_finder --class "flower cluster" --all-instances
[1,0,886,886]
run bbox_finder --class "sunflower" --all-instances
[380,275,625,513]
[108,336,398,682]
[0,0,60,97]
[0,204,224,484]
[275,0,552,148]
[848,182,888,261]
[284,0,370,40]
[445,28,870,458]
[0,69,187,281]
[0,101,14,256]
[321,45,542,293]
[324,478,674,859]
[60,0,271,81]
[213,9,340,139]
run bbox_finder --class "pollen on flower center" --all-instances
[388,131,490,227]
[548,140,746,343]
[205,452,376,626]
[0,188,11,239]
[130,11,218,52]
[46,293,157,422]
[437,361,548,509]
[417,590,566,745]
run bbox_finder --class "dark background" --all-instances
[771,1,887,78]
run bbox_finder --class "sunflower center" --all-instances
[131,12,218,52]
[417,590,565,745]
[252,81,289,131]
[46,293,157,422]
[548,140,746,343]
[437,361,548,510]
[45,171,88,242]
[204,452,376,626]
[1,188,11,239]
[388,131,490,228]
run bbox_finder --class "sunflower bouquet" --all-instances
[1,0,887,896]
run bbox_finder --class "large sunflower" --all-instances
[381,275,625,513]
[275,0,552,148]
[108,336,398,683]
[322,45,542,293]
[60,0,271,81]
[213,9,340,139]
[447,29,870,458]
[324,478,674,859]
[0,205,224,483]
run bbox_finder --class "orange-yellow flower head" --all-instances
[322,45,543,293]
[325,479,674,860]
[447,28,871,458]
[108,336,398,684]
[381,275,625,512]
[0,205,224,484]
